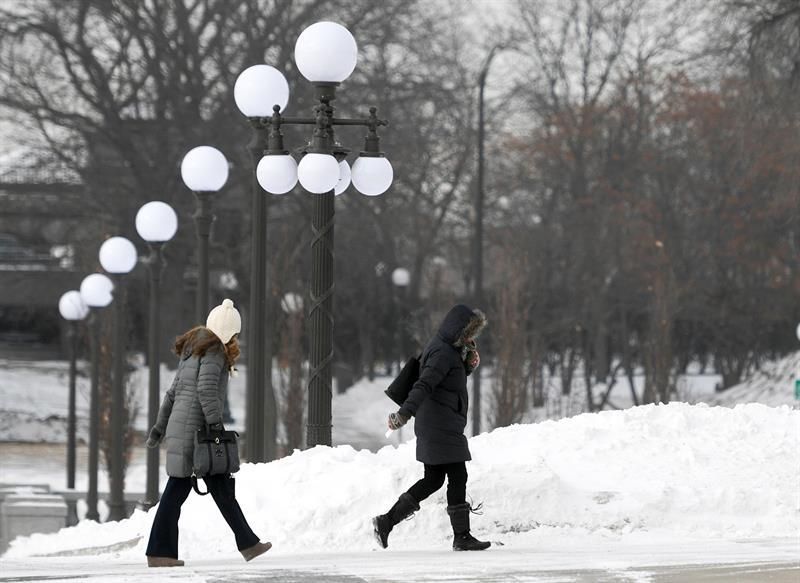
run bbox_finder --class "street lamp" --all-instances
[472,45,504,436]
[98,236,138,522]
[281,292,305,451]
[135,201,178,509]
[391,268,411,373]
[234,63,289,462]
[57,290,89,518]
[236,20,393,449]
[180,145,229,323]
[79,273,113,522]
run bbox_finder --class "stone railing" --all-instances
[0,483,145,555]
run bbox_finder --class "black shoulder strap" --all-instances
[191,473,209,496]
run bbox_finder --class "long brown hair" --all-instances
[174,326,240,370]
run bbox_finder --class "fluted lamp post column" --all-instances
[180,146,229,323]
[58,290,89,525]
[135,201,178,509]
[98,236,138,522]
[236,21,394,448]
[79,273,114,521]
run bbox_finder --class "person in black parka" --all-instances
[373,304,491,551]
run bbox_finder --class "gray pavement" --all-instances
[1,548,798,583]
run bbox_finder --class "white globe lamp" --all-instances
[234,65,290,116]
[181,146,229,192]
[99,237,138,274]
[80,273,114,308]
[135,201,178,243]
[281,292,304,315]
[298,153,340,194]
[295,22,358,84]
[59,290,89,321]
[335,160,351,195]
[257,155,298,195]
[352,156,393,196]
[392,267,410,287]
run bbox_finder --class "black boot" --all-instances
[373,493,420,549]
[447,503,491,551]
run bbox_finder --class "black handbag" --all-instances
[191,425,240,495]
[384,355,421,406]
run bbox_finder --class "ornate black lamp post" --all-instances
[57,290,89,524]
[234,21,394,449]
[79,273,114,521]
[180,146,229,323]
[135,201,178,509]
[99,236,138,521]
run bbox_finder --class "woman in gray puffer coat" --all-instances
[144,299,271,568]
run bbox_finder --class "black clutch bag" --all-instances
[385,355,421,406]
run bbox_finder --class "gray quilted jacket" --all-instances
[154,335,229,478]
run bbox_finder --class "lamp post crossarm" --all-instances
[261,116,388,128]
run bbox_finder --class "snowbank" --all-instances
[5,403,798,560]
[710,351,800,408]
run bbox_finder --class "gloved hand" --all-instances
[209,422,224,432]
[387,411,409,430]
[464,346,480,374]
[146,427,162,448]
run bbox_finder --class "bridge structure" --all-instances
[0,156,94,359]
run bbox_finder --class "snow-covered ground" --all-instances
[4,403,799,561]
[709,352,800,408]
[2,352,799,580]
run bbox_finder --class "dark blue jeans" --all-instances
[407,462,467,506]
[146,474,259,559]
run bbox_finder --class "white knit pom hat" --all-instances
[206,298,241,344]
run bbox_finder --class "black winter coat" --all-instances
[398,305,482,465]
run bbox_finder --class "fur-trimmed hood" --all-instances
[436,304,488,347]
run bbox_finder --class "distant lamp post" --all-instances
[281,292,305,450]
[98,236,138,522]
[430,256,448,308]
[235,64,291,462]
[392,268,411,372]
[79,273,113,522]
[236,21,393,449]
[135,201,178,510]
[472,44,504,437]
[58,290,89,513]
[181,146,229,322]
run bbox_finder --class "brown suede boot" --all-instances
[241,541,272,562]
[147,556,184,567]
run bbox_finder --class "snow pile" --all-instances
[5,403,798,560]
[332,374,415,450]
[710,351,800,408]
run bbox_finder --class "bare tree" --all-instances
[489,241,533,428]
